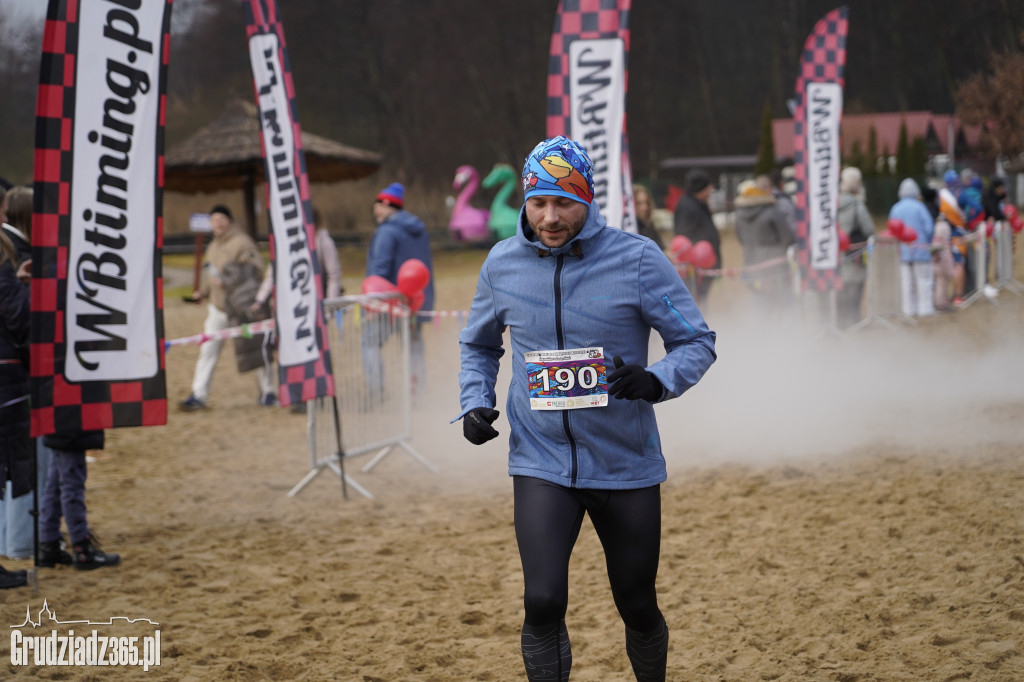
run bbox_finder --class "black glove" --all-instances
[463,407,500,445]
[607,356,663,402]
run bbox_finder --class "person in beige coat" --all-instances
[179,206,276,411]
[734,176,796,314]
[836,167,875,328]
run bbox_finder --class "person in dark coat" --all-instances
[672,169,721,304]
[0,231,30,588]
[37,430,121,571]
[982,177,1008,224]
[1,186,32,266]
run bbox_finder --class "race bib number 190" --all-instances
[525,347,608,410]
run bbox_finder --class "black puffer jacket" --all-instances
[0,261,32,498]
[1,225,31,265]
[672,195,722,268]
[43,430,105,452]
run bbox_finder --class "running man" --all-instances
[456,136,717,681]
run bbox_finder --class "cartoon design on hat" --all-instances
[522,136,594,205]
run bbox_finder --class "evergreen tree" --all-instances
[895,120,911,176]
[910,137,927,177]
[755,101,775,175]
[864,126,879,178]
[847,139,865,174]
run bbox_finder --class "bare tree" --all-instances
[956,32,1024,160]
[0,4,45,182]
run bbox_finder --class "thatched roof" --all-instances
[164,99,381,194]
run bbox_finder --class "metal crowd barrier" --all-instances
[288,292,435,499]
[993,221,1024,296]
[957,224,995,309]
[849,236,915,332]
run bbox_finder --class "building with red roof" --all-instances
[772,111,989,173]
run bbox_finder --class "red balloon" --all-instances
[1011,217,1024,234]
[689,240,715,269]
[397,259,431,298]
[407,290,426,313]
[1005,204,1019,221]
[886,218,905,240]
[900,227,918,243]
[669,235,693,259]
[838,228,850,252]
[361,275,399,295]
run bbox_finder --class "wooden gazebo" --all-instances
[164,99,382,236]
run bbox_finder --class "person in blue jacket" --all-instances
[889,178,936,317]
[456,136,717,681]
[364,183,435,401]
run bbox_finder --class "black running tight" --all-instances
[513,476,667,681]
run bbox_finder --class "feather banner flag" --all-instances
[244,0,334,406]
[547,0,636,233]
[30,0,173,436]
[792,6,849,291]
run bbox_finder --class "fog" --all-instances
[387,223,1024,495]
[407,296,1024,494]
[658,303,1024,467]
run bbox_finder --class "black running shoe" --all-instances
[0,565,27,589]
[38,539,73,568]
[72,535,121,571]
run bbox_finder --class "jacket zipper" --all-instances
[662,295,696,335]
[554,254,580,487]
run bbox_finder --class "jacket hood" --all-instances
[840,166,863,195]
[513,200,607,256]
[898,178,921,200]
[386,209,426,237]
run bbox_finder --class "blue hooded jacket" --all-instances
[457,203,717,489]
[889,179,935,264]
[366,210,435,311]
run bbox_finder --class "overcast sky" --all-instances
[1,0,203,36]
[1,0,46,25]
[1,2,43,24]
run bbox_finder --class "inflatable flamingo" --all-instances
[449,165,491,242]
[483,163,520,240]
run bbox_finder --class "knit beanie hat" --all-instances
[685,169,712,195]
[521,136,594,205]
[376,183,404,209]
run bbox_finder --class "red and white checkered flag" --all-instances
[245,0,335,406]
[547,0,637,233]
[31,0,173,436]
[792,6,849,292]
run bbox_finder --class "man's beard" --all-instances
[529,212,586,247]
